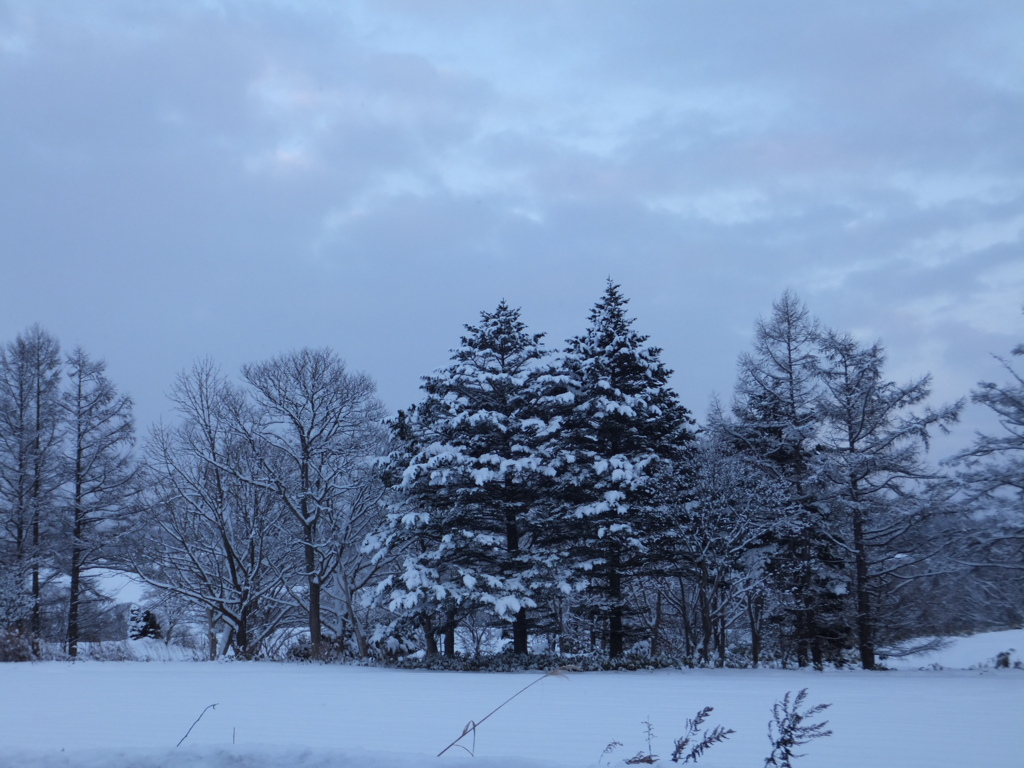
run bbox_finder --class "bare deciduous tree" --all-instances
[241,349,386,660]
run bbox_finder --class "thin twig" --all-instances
[437,669,566,757]
[176,703,218,747]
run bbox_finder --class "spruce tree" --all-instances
[547,281,695,657]
[380,301,553,654]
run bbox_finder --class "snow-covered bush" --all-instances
[0,627,34,662]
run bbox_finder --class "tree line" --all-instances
[0,285,1021,667]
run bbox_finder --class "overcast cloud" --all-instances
[1,0,1022,458]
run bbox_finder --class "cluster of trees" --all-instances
[1,286,1021,668]
[372,284,696,661]
[0,326,138,658]
[139,351,388,660]
[372,287,1021,669]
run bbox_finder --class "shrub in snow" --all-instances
[387,648,684,672]
[670,707,734,764]
[764,689,832,768]
[602,690,830,767]
[286,633,346,662]
[0,627,35,661]
[128,606,163,640]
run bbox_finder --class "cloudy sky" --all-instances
[1,0,1022,459]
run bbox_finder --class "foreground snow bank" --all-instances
[0,746,564,768]
[2,631,1022,768]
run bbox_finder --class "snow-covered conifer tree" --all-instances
[378,301,554,654]
[547,281,695,658]
[948,311,1024,634]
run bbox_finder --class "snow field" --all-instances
[1,631,1022,768]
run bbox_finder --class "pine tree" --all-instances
[379,301,553,654]
[547,281,695,657]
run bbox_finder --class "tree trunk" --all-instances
[747,591,763,667]
[853,505,875,669]
[236,594,250,660]
[678,578,694,658]
[717,612,728,667]
[207,609,218,660]
[305,530,322,661]
[698,584,712,665]
[512,607,528,654]
[650,591,663,657]
[67,544,82,658]
[422,615,438,655]
[505,505,529,654]
[67,449,85,659]
[608,565,624,658]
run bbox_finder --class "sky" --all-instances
[1,0,1022,461]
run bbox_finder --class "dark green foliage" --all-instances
[379,301,553,654]
[128,605,162,640]
[287,634,346,662]
[547,280,696,657]
[0,627,35,661]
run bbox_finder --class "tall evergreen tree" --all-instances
[548,281,695,657]
[378,301,552,654]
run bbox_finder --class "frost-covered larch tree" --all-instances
[724,291,844,667]
[950,307,1024,631]
[60,347,139,658]
[547,281,695,658]
[0,326,63,649]
[815,330,961,669]
[377,301,554,654]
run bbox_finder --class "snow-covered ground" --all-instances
[2,631,1021,768]
[881,627,1023,670]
